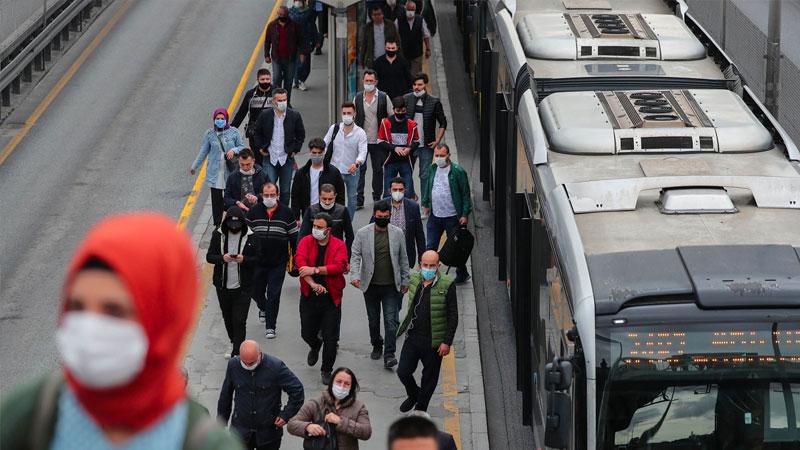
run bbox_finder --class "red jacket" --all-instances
[295,234,349,305]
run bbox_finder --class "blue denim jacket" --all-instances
[192,127,245,188]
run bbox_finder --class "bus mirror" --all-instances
[545,358,573,392]
[545,392,572,449]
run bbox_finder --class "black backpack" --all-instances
[439,225,474,268]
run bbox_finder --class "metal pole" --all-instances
[765,0,781,115]
[335,8,348,122]
[328,8,336,124]
[721,0,727,50]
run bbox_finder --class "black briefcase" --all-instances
[439,225,474,267]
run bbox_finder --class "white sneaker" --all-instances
[298,81,308,91]
[265,329,277,339]
[224,352,232,359]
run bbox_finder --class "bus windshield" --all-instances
[595,321,800,449]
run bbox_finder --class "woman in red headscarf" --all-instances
[0,213,243,450]
[190,107,246,226]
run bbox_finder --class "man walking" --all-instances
[264,6,303,102]
[396,250,458,412]
[395,1,431,75]
[378,96,419,200]
[350,201,410,369]
[359,4,401,69]
[289,0,317,92]
[421,144,471,283]
[218,340,304,450]
[248,183,299,338]
[374,39,412,100]
[207,206,261,358]
[290,138,344,219]
[323,102,368,219]
[386,177,425,268]
[224,148,270,212]
[252,88,306,206]
[295,212,349,385]
[354,69,394,207]
[298,184,354,256]
[231,69,273,165]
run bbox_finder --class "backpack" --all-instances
[439,225,474,268]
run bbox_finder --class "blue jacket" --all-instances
[192,127,246,188]
[217,353,304,446]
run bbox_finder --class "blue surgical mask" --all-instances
[214,118,226,129]
[420,268,437,281]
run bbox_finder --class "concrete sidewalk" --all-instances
[183,26,488,450]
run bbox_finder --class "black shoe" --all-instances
[399,396,417,413]
[321,371,333,385]
[307,346,321,366]
[384,356,398,369]
[455,274,471,285]
[314,47,322,55]
[370,345,383,360]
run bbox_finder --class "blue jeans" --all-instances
[383,160,415,199]
[416,146,433,193]
[294,50,311,83]
[363,284,402,358]
[341,171,360,219]
[264,156,295,206]
[426,214,469,281]
[252,264,287,331]
[272,58,295,101]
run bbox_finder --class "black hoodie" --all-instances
[206,207,262,291]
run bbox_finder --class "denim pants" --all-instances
[341,171,360,219]
[264,156,295,206]
[426,214,469,280]
[417,146,433,194]
[363,284,403,358]
[299,295,342,373]
[397,334,443,411]
[294,50,311,83]
[272,58,295,101]
[252,265,287,330]
[383,160,415,199]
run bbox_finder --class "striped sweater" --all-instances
[246,202,299,267]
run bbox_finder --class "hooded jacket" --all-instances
[206,207,262,291]
[191,108,245,188]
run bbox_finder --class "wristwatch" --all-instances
[314,267,320,275]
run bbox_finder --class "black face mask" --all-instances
[227,221,243,233]
[385,50,397,57]
[374,217,390,228]
[258,82,271,91]
[278,16,288,23]
[394,112,406,120]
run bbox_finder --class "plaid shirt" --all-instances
[390,200,406,232]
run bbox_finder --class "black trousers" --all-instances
[358,143,387,203]
[216,287,249,355]
[246,435,281,450]
[211,187,225,226]
[397,334,443,411]
[299,295,342,373]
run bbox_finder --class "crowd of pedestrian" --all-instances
[0,1,471,449]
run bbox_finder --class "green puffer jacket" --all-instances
[0,373,244,450]
[397,271,454,348]
[420,162,472,218]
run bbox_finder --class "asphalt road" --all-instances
[0,0,276,393]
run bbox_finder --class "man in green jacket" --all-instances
[395,250,458,412]
[420,144,471,283]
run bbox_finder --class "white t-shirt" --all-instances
[310,165,323,205]
[414,98,425,146]
[432,165,456,218]
[226,232,242,289]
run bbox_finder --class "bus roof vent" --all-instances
[517,13,706,61]
[539,89,773,154]
[658,188,737,214]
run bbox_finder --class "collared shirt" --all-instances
[323,123,369,174]
[309,165,323,204]
[226,232,242,289]
[432,165,456,218]
[270,112,287,166]
[390,200,406,232]
[395,15,431,38]
[373,22,386,60]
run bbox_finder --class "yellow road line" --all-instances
[0,0,136,166]
[442,348,463,449]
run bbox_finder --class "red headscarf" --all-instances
[213,107,230,130]
[60,213,199,432]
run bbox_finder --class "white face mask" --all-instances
[240,168,255,176]
[56,312,148,389]
[263,197,277,208]
[276,101,287,112]
[391,191,404,202]
[406,10,415,19]
[240,355,261,371]
[364,83,376,93]
[342,114,354,126]
[413,89,425,98]
[435,156,448,168]
[294,1,303,8]
[331,384,350,400]
[320,200,335,210]
[312,228,328,241]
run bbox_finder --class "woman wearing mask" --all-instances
[191,108,246,226]
[287,367,372,450]
[0,213,243,449]
[289,0,318,92]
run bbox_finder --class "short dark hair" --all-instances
[308,137,326,150]
[370,4,384,13]
[257,68,271,77]
[262,182,278,193]
[273,87,288,97]
[392,96,406,109]
[373,199,391,213]
[436,143,451,155]
[320,183,337,194]
[238,148,254,159]
[385,38,398,46]
[313,212,333,228]
[363,69,378,80]
[387,416,438,446]
[390,177,406,188]
[341,101,356,111]
[413,72,428,84]
[326,367,359,404]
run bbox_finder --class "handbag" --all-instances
[439,225,475,268]
[303,400,337,450]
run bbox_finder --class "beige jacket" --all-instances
[287,391,372,450]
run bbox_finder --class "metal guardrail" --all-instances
[0,0,103,112]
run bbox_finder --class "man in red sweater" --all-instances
[294,212,349,385]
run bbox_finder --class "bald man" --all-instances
[218,340,305,449]
[395,250,458,412]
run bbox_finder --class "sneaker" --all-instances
[265,329,276,339]
[370,345,383,360]
[307,346,321,366]
[321,371,333,385]
[292,82,299,89]
[455,275,472,285]
[384,356,398,369]
[224,352,232,359]
[298,81,308,91]
[399,396,417,413]
[258,311,266,323]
